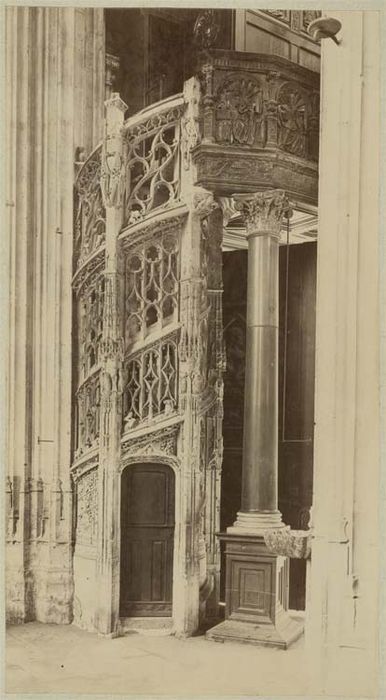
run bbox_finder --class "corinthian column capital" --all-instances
[233,189,292,239]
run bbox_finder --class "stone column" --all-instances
[228,190,291,534]
[207,190,302,648]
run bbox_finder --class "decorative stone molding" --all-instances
[72,248,105,296]
[119,208,187,250]
[233,190,292,240]
[264,525,312,559]
[121,423,179,460]
[71,451,99,482]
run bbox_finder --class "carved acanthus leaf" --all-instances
[233,190,292,237]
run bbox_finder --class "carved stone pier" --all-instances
[207,190,303,648]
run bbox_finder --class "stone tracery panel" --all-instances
[77,276,105,381]
[123,336,178,428]
[74,145,106,270]
[124,102,183,227]
[125,231,179,346]
[74,372,101,458]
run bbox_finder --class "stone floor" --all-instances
[5,621,378,698]
[6,621,310,697]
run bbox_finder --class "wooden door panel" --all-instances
[120,463,175,617]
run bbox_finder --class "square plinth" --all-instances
[206,532,303,649]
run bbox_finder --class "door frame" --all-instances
[118,454,181,626]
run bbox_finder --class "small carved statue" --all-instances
[123,411,136,431]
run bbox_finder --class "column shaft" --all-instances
[242,233,278,514]
[229,190,291,534]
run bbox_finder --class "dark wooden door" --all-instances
[120,463,175,617]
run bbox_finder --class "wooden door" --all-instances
[120,463,175,617]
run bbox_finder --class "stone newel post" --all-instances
[230,190,292,533]
[96,94,127,636]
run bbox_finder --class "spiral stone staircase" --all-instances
[71,49,319,641]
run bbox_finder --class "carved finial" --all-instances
[193,10,220,50]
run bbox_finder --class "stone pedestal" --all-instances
[207,534,302,648]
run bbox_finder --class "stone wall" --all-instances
[5,6,105,624]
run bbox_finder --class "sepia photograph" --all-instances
[2,3,385,698]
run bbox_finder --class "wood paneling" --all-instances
[238,10,320,73]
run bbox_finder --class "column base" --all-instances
[206,532,303,650]
[227,510,285,536]
[206,614,302,649]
